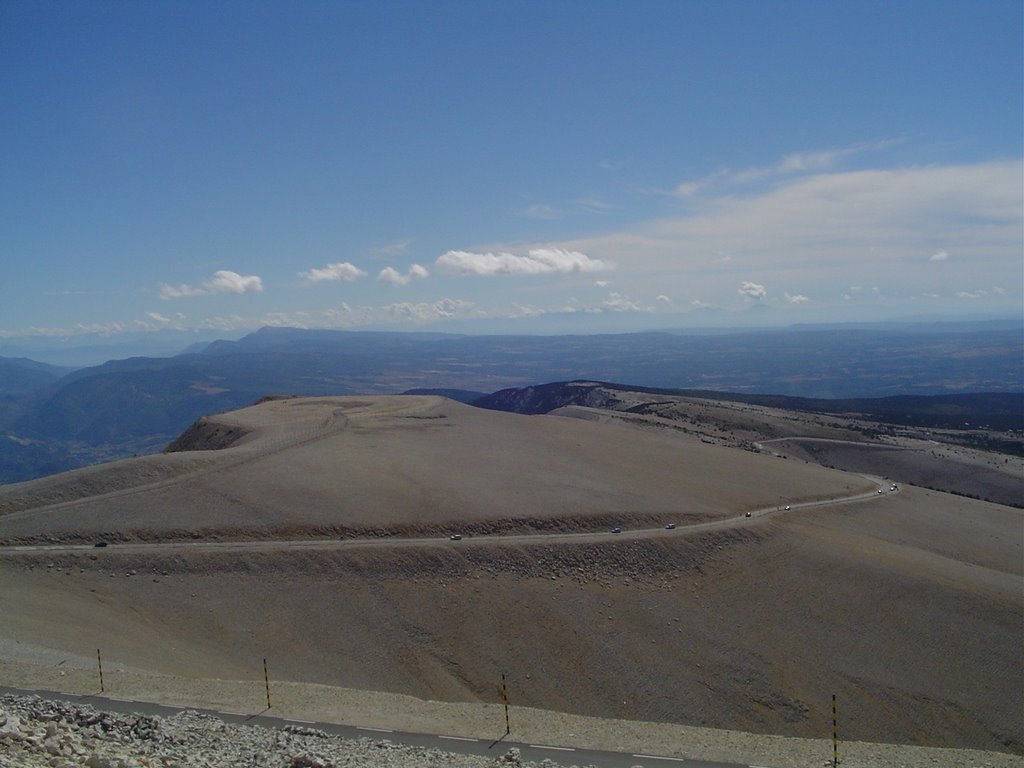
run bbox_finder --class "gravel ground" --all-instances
[0,694,512,768]
[0,655,1019,768]
[1,692,1020,768]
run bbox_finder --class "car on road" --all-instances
[665,523,676,530]
[449,534,462,541]
[745,511,752,517]
[784,505,791,511]
[611,527,622,534]
[94,541,108,548]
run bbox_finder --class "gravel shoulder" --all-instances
[0,650,1018,768]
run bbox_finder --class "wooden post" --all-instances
[263,658,271,709]
[832,693,838,766]
[96,648,104,693]
[501,673,510,735]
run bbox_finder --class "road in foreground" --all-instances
[0,685,750,768]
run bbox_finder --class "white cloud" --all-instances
[672,141,901,197]
[785,293,810,304]
[577,198,613,213]
[594,280,611,288]
[523,204,561,220]
[159,270,263,300]
[956,289,988,299]
[158,283,206,299]
[929,250,949,262]
[738,281,767,300]
[261,312,309,328]
[298,262,367,283]
[691,299,716,309]
[195,314,249,331]
[658,163,1022,264]
[383,298,476,322]
[603,292,642,312]
[542,158,1020,310]
[378,264,429,286]
[367,239,413,258]
[436,248,614,276]
[732,140,902,184]
[675,181,703,197]
[146,312,171,323]
[511,302,545,317]
[322,302,375,327]
[656,294,672,303]
[207,270,263,294]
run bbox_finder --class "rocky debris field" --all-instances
[0,695,540,768]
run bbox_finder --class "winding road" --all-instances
[0,475,896,557]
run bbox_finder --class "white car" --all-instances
[784,505,791,511]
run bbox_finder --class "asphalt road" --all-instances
[0,684,765,768]
[0,476,895,557]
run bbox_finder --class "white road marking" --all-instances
[530,744,576,752]
[357,726,393,733]
[284,719,315,724]
[218,711,247,716]
[438,735,477,742]
[632,755,686,762]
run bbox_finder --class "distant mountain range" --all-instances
[474,380,1024,432]
[1,321,1021,483]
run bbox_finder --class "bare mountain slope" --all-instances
[0,395,1020,756]
[0,396,871,543]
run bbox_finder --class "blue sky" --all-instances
[2,0,1021,345]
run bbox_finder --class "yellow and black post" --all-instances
[263,657,272,709]
[832,693,838,766]
[501,674,510,735]
[96,648,104,693]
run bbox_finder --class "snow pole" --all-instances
[501,674,510,735]
[832,693,838,766]
[263,658,271,709]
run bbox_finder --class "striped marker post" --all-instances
[832,694,838,766]
[96,649,105,693]
[501,674,510,735]
[263,658,272,709]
